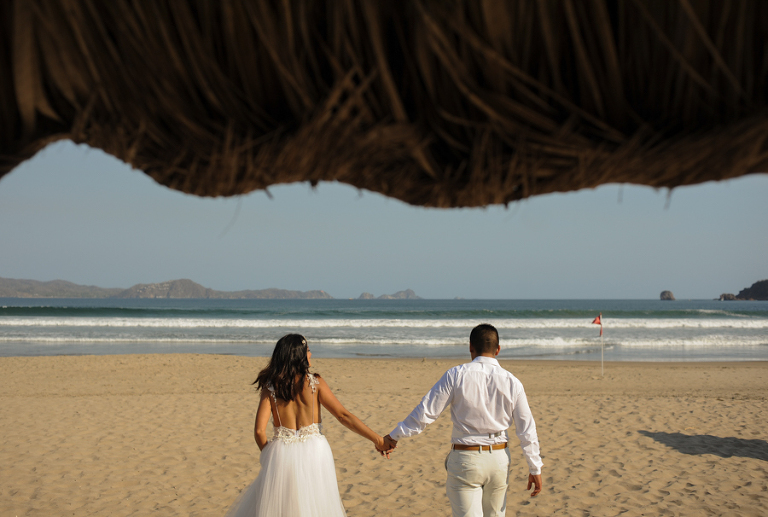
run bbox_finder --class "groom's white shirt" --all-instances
[389,356,543,474]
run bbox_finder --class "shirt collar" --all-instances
[472,355,500,366]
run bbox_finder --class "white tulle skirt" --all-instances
[225,428,347,517]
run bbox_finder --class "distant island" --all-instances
[0,277,123,298]
[719,279,768,301]
[0,277,332,299]
[0,277,428,300]
[357,289,422,300]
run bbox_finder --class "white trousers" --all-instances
[445,448,511,517]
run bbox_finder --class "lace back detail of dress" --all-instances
[273,423,322,444]
[308,372,319,393]
[268,373,322,445]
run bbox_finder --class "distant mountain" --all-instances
[115,279,211,298]
[377,289,422,300]
[0,277,333,299]
[356,289,422,300]
[115,279,333,299]
[0,277,122,298]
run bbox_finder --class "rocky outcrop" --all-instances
[378,289,422,300]
[660,290,675,301]
[358,292,375,299]
[736,280,768,301]
[719,293,737,301]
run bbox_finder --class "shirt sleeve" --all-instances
[389,370,454,441]
[511,384,543,475]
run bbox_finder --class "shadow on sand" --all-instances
[638,431,768,462]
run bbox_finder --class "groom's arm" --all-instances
[511,382,543,485]
[389,370,454,441]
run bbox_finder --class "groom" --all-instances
[384,324,543,516]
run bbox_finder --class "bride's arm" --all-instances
[316,377,385,452]
[254,389,272,450]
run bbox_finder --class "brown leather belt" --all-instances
[451,443,508,451]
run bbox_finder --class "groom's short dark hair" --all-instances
[470,324,499,354]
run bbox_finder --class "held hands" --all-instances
[375,434,398,459]
[383,434,398,453]
[527,474,543,497]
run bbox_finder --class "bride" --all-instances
[226,334,390,516]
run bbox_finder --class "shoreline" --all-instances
[5,348,768,362]
[4,352,768,361]
[2,343,767,362]
[1,354,766,515]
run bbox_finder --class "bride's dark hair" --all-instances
[253,333,311,401]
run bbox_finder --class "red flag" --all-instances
[592,314,603,336]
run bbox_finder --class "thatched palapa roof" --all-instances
[2,1,767,207]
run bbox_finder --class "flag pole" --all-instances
[592,313,604,377]
[601,330,604,377]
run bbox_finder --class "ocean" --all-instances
[0,298,766,361]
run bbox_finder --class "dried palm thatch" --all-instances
[2,0,767,207]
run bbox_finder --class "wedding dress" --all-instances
[225,374,347,517]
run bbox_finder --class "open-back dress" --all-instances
[225,373,347,517]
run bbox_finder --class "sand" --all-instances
[1,354,766,516]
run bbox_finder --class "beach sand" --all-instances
[1,354,766,516]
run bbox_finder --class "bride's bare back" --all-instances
[269,375,322,430]
[251,334,385,454]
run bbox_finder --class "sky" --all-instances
[0,141,766,299]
